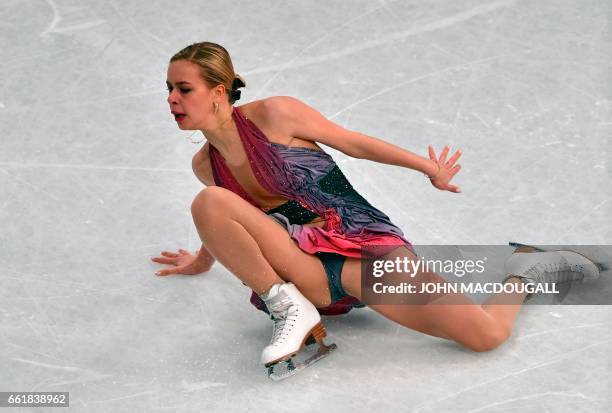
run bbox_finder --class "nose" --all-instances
[167,89,178,105]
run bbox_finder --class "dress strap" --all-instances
[208,142,261,208]
[231,106,292,197]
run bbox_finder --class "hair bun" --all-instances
[232,76,245,90]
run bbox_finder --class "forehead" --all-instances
[166,60,203,82]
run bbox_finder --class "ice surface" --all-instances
[1,0,611,412]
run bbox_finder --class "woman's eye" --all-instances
[165,87,190,94]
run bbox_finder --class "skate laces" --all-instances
[268,296,299,346]
[524,259,584,285]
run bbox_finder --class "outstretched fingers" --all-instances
[438,145,450,164]
[446,149,462,168]
[449,163,462,178]
[429,145,444,162]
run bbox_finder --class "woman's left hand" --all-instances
[427,145,462,193]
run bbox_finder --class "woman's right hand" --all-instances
[151,249,214,276]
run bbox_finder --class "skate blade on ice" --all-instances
[267,342,337,381]
[508,242,610,272]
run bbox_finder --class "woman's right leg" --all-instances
[340,246,528,352]
[190,186,333,307]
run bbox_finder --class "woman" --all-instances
[152,42,602,379]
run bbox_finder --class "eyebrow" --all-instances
[165,81,192,86]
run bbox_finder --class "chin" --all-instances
[178,119,200,130]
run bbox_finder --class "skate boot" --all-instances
[502,242,605,301]
[260,282,336,381]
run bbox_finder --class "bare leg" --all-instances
[191,187,332,306]
[480,246,534,333]
[190,187,527,351]
[340,246,529,352]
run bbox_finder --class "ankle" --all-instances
[260,283,285,300]
[502,274,529,285]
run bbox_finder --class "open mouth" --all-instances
[174,113,186,122]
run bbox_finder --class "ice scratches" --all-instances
[42,19,105,35]
[11,357,112,386]
[40,0,105,37]
[254,0,400,98]
[553,198,611,243]
[466,391,598,413]
[0,161,189,173]
[12,357,92,372]
[470,112,491,129]
[77,88,165,105]
[41,0,60,35]
[516,321,612,340]
[0,169,61,202]
[250,0,515,81]
[91,391,153,403]
[329,53,515,119]
[180,379,227,391]
[409,338,612,413]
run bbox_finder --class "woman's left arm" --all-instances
[265,96,462,193]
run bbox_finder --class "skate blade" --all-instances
[508,242,546,252]
[267,342,337,382]
[508,242,610,272]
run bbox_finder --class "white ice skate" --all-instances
[502,242,607,300]
[260,282,336,381]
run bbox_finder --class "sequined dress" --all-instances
[208,105,414,315]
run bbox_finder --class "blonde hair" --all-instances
[170,42,246,104]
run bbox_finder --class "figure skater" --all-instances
[152,42,603,380]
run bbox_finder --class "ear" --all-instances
[213,84,227,98]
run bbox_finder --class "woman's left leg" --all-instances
[340,246,528,352]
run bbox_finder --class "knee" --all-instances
[466,324,510,353]
[190,187,233,219]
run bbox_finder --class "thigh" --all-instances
[340,246,496,344]
[193,187,332,307]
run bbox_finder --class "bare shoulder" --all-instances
[260,96,303,127]
[262,96,338,137]
[242,97,331,150]
[246,96,306,137]
[262,95,304,112]
[192,142,215,186]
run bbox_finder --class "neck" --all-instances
[200,105,240,155]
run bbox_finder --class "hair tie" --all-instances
[232,77,245,90]
[230,89,241,101]
[230,77,245,102]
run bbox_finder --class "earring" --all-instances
[214,102,219,114]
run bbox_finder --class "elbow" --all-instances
[350,146,367,160]
[340,141,366,159]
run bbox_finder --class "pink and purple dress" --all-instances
[208,105,414,315]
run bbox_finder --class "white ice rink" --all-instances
[1,0,611,412]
